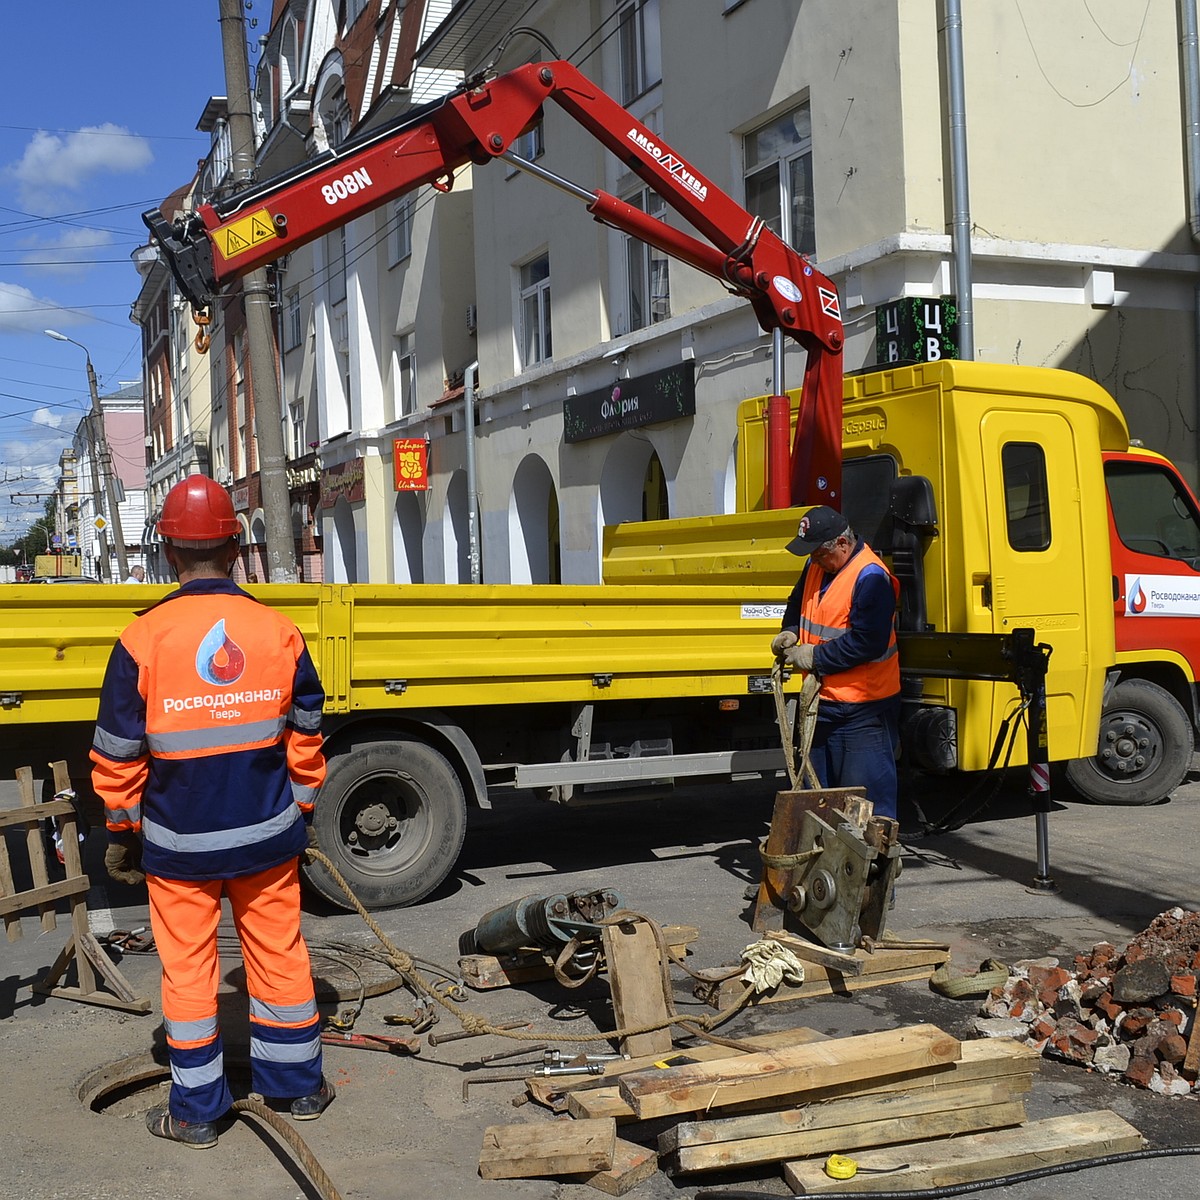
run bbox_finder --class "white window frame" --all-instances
[286,289,302,351]
[289,401,305,459]
[617,0,662,104]
[744,102,816,257]
[519,254,552,368]
[392,333,416,421]
[389,194,414,265]
[624,187,670,332]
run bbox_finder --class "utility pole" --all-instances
[218,0,297,581]
[45,330,127,581]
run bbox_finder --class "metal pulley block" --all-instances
[785,809,901,952]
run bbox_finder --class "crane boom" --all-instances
[144,60,843,505]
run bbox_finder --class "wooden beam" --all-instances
[618,1024,961,1119]
[580,1139,658,1195]
[478,1117,616,1180]
[782,1110,1144,1193]
[602,918,673,1058]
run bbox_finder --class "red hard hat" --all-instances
[157,475,239,547]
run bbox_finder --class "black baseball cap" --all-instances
[785,506,849,556]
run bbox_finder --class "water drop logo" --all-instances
[196,620,246,685]
[1128,577,1147,614]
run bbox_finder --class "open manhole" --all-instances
[78,1051,253,1116]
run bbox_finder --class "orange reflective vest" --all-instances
[91,578,326,880]
[797,544,900,704]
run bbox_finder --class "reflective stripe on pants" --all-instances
[147,859,322,1122]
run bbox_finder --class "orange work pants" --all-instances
[146,859,322,1123]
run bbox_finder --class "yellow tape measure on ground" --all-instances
[824,1153,911,1180]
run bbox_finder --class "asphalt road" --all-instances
[1,760,1199,1200]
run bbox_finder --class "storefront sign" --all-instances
[563,362,696,444]
[393,438,429,491]
[875,296,959,365]
[320,458,366,509]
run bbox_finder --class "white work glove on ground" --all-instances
[770,630,798,655]
[740,940,806,993]
[784,642,816,673]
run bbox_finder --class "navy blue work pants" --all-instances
[810,698,900,820]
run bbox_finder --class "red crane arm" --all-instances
[143,60,842,506]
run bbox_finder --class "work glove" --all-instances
[770,630,798,655]
[783,642,816,673]
[104,842,145,887]
[306,824,321,850]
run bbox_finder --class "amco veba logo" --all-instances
[1128,577,1148,614]
[195,619,246,685]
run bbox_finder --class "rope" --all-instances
[230,1097,343,1200]
[772,662,821,790]
[305,850,758,1044]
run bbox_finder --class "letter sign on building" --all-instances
[393,438,429,492]
[875,297,959,365]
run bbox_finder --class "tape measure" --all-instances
[824,1154,858,1179]
[824,1154,911,1180]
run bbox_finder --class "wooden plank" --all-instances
[17,767,56,934]
[602,919,674,1058]
[478,1118,616,1180]
[701,964,947,1009]
[580,1138,658,1196]
[766,930,865,975]
[618,1025,961,1120]
[782,1110,1144,1194]
[664,1074,1032,1152]
[0,818,21,942]
[0,875,90,919]
[666,1092,1029,1174]
[528,1025,830,1109]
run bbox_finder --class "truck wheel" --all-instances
[302,739,467,910]
[1064,679,1194,806]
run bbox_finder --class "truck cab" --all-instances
[738,359,1200,805]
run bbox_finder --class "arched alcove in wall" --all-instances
[330,496,358,583]
[443,470,472,583]
[393,489,425,584]
[508,454,560,584]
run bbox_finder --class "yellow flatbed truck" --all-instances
[4,360,1196,909]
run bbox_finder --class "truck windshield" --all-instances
[1106,460,1200,569]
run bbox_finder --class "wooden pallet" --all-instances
[3,762,149,1014]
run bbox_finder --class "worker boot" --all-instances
[290,1076,335,1121]
[145,1105,218,1149]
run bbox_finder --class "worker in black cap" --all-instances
[770,506,901,819]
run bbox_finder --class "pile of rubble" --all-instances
[978,907,1200,1096]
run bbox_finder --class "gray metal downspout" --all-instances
[1181,0,1200,477]
[463,361,481,583]
[945,0,975,359]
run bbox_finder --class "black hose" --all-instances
[693,1143,1200,1200]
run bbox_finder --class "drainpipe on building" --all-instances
[945,0,975,360]
[1180,0,1200,475]
[463,361,481,584]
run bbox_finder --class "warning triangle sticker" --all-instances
[224,229,250,255]
[250,216,276,244]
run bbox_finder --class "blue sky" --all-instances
[0,5,255,545]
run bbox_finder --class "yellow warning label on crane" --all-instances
[212,210,279,260]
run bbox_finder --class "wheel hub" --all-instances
[1100,717,1154,779]
[354,802,394,839]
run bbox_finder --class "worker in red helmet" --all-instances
[90,474,332,1148]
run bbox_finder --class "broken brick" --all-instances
[1158,1033,1188,1064]
[1169,974,1197,999]
[1124,1056,1157,1087]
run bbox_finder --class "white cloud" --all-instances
[0,280,81,334]
[30,408,64,430]
[6,124,153,212]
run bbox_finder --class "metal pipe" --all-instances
[766,328,792,508]
[463,360,481,583]
[1179,0,1200,477]
[944,0,975,359]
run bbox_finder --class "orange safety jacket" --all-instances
[90,578,326,880]
[796,544,900,704]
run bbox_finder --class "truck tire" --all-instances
[1064,678,1193,806]
[302,739,467,910]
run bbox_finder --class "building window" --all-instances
[625,188,670,331]
[389,195,414,265]
[344,0,368,31]
[745,103,815,256]
[519,254,552,367]
[286,289,302,350]
[289,402,305,459]
[617,0,662,104]
[329,225,348,305]
[393,333,417,422]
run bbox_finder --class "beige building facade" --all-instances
[137,0,1200,587]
